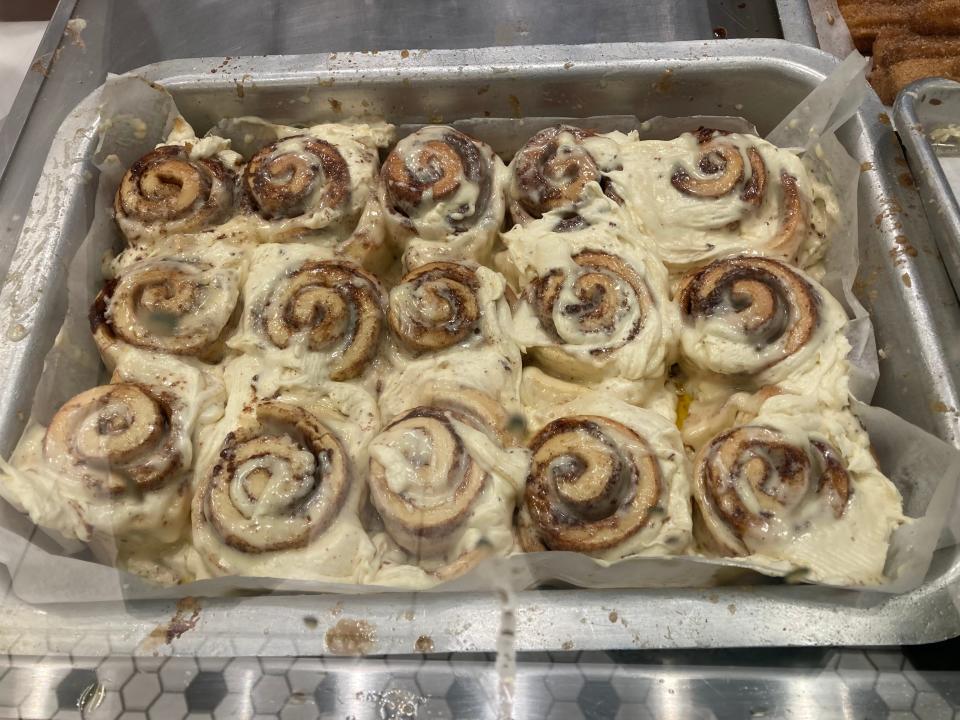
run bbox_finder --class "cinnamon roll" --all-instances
[240,122,393,255]
[228,243,387,382]
[504,222,677,400]
[378,126,507,268]
[0,352,224,575]
[692,395,904,585]
[507,125,626,227]
[518,395,691,560]
[378,263,522,423]
[91,242,244,366]
[613,129,834,271]
[367,386,528,587]
[676,256,850,401]
[191,356,379,581]
[115,121,244,245]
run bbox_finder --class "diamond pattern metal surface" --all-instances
[0,644,945,719]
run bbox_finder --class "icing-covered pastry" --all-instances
[676,255,850,404]
[191,356,378,582]
[613,129,834,271]
[91,241,245,367]
[228,243,386,383]
[239,121,394,258]
[367,386,528,588]
[378,261,522,421]
[517,395,691,560]
[507,125,628,227]
[691,395,904,586]
[378,126,507,269]
[0,352,225,580]
[114,119,244,246]
[503,195,677,404]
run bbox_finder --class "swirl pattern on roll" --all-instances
[44,383,182,494]
[200,401,351,553]
[368,388,511,560]
[677,255,824,378]
[243,135,351,221]
[379,126,505,266]
[693,424,851,556]
[115,146,235,238]
[388,262,481,353]
[257,259,386,380]
[91,255,240,362]
[509,125,624,226]
[520,415,661,553]
[525,249,657,365]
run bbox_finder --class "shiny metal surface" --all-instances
[894,78,960,299]
[0,40,958,652]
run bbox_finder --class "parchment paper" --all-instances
[1,59,956,604]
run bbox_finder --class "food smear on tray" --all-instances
[0,114,907,590]
[836,0,960,103]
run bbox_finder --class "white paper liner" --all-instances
[0,60,956,604]
[807,0,856,60]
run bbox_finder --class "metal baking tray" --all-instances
[894,78,960,299]
[1,40,960,655]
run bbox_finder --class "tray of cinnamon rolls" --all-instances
[0,43,959,650]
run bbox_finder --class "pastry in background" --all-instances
[378,126,507,269]
[517,394,691,560]
[691,394,904,586]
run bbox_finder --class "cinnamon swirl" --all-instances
[91,242,244,367]
[191,356,379,581]
[504,221,677,401]
[692,395,904,585]
[676,255,850,402]
[115,122,243,245]
[507,125,626,227]
[367,386,528,586]
[378,263,522,423]
[228,243,387,382]
[378,126,507,268]
[240,122,393,255]
[518,395,691,560]
[0,352,224,569]
[613,129,834,271]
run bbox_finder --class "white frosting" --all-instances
[379,265,522,421]
[611,131,834,271]
[96,241,246,368]
[191,355,379,582]
[366,402,529,589]
[522,394,692,561]
[227,242,385,388]
[679,263,851,408]
[502,186,678,403]
[0,351,225,580]
[693,394,905,586]
[242,121,394,247]
[379,126,508,269]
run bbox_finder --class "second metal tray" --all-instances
[1,40,959,653]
